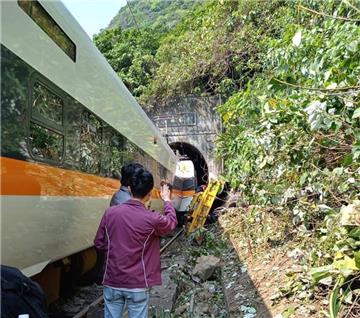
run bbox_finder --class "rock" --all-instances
[287,248,304,260]
[286,265,303,274]
[235,292,243,299]
[175,303,189,315]
[200,303,210,314]
[195,302,210,314]
[193,255,221,281]
[297,305,311,316]
[225,281,235,289]
[240,305,257,318]
[198,291,210,300]
[203,282,216,293]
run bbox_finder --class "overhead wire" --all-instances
[126,0,141,31]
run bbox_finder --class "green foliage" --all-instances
[143,0,296,105]
[108,0,198,31]
[94,1,200,102]
[188,226,228,258]
[216,0,360,315]
[93,27,162,97]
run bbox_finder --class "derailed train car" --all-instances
[0,0,177,301]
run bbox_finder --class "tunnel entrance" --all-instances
[170,142,208,186]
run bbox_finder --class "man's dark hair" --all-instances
[129,167,154,198]
[121,163,143,187]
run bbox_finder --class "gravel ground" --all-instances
[48,284,103,318]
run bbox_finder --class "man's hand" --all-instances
[160,184,171,202]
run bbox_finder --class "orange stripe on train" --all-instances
[0,157,119,196]
[0,157,190,199]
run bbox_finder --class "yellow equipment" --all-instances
[187,180,223,234]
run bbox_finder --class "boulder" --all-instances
[193,255,221,281]
[174,303,189,315]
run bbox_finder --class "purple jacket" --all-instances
[94,199,177,288]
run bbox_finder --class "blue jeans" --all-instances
[103,286,149,318]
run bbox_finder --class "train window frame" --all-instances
[29,121,65,162]
[27,75,66,165]
[78,109,104,175]
[31,81,64,127]
[18,0,76,62]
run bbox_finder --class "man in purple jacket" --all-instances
[94,166,177,318]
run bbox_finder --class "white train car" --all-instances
[1,0,177,301]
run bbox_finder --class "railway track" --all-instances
[72,228,184,318]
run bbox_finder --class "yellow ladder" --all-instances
[187,180,223,234]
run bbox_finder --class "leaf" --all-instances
[352,108,360,119]
[353,289,360,295]
[324,70,332,82]
[282,306,296,317]
[341,154,353,166]
[292,30,302,47]
[333,256,359,277]
[326,83,337,90]
[319,276,333,286]
[309,265,332,283]
[348,228,360,239]
[300,173,308,185]
[333,167,343,175]
[344,291,353,304]
[347,40,359,53]
[329,276,345,318]
[335,251,344,260]
[354,251,360,269]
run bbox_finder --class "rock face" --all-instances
[193,255,221,281]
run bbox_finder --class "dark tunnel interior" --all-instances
[170,142,209,186]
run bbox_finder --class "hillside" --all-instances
[94,0,360,316]
[108,0,198,30]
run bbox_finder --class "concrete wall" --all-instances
[148,95,223,178]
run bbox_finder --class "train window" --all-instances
[32,82,63,125]
[29,122,64,161]
[65,102,81,168]
[101,126,134,177]
[80,111,102,174]
[18,0,76,62]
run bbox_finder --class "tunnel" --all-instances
[170,142,209,186]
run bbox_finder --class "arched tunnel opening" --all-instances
[170,142,209,186]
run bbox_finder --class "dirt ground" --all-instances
[218,209,327,318]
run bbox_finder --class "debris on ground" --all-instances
[192,255,221,281]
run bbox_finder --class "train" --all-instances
[0,0,184,302]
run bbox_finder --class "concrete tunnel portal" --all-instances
[170,142,209,187]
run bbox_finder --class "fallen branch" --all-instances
[299,4,360,22]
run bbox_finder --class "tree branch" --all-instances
[272,78,360,92]
[299,4,360,22]
[344,0,360,14]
